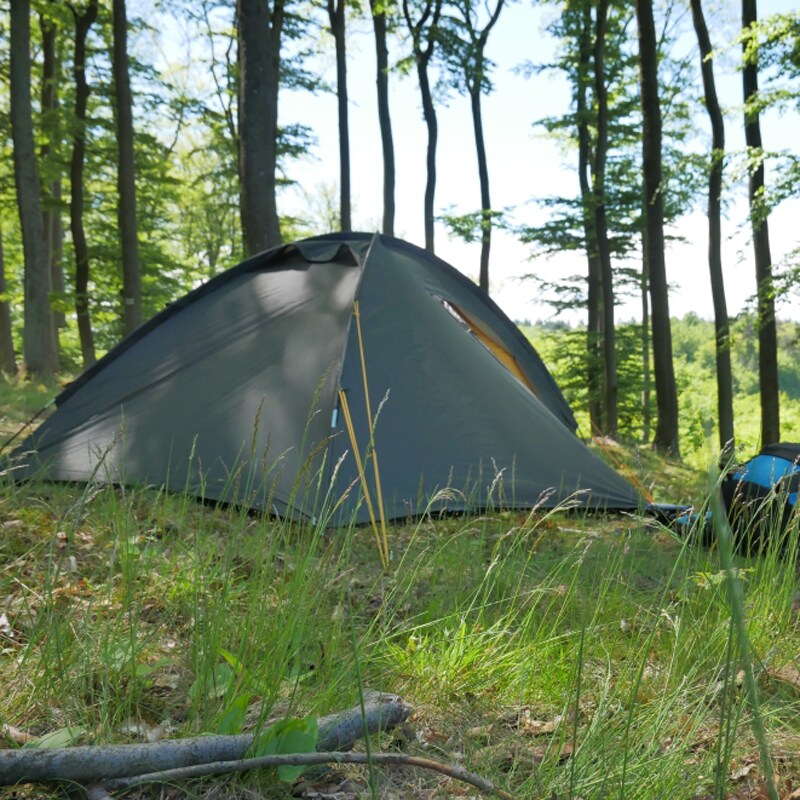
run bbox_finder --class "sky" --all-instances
[274,0,800,326]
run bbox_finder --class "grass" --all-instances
[1,386,800,799]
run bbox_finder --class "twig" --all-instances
[0,692,410,785]
[101,751,515,799]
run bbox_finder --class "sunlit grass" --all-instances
[1,392,799,798]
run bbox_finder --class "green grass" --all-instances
[1,387,800,799]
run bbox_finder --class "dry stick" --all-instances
[0,692,410,786]
[100,751,515,799]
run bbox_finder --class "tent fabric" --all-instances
[12,232,640,522]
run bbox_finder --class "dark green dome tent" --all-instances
[12,233,640,522]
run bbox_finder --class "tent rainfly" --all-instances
[12,233,640,522]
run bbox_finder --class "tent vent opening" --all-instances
[435,296,536,396]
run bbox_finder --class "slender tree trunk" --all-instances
[576,2,602,435]
[471,86,492,293]
[640,267,651,443]
[10,0,58,377]
[593,0,617,439]
[39,8,66,343]
[70,0,99,367]
[112,0,142,334]
[238,0,284,254]
[461,1,503,293]
[370,0,395,236]
[0,229,18,376]
[418,58,438,252]
[403,0,442,253]
[328,0,351,231]
[635,0,679,455]
[691,0,734,460]
[742,0,779,445]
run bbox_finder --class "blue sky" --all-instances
[277,0,800,324]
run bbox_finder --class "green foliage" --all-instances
[253,716,319,781]
[526,313,800,468]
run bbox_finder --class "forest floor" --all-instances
[1,379,799,800]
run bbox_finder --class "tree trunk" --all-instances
[640,269,651,442]
[39,7,66,343]
[403,0,442,253]
[742,0,780,445]
[370,0,395,236]
[238,0,284,254]
[576,2,603,436]
[112,0,143,335]
[328,0,351,232]
[10,0,58,377]
[691,0,734,460]
[0,229,18,376]
[471,86,492,293]
[635,0,679,455]
[70,0,99,368]
[593,0,617,439]
[418,57,438,253]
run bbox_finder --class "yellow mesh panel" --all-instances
[449,302,537,396]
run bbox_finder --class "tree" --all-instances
[370,0,395,236]
[0,227,18,376]
[439,0,505,293]
[327,0,351,231]
[742,0,779,445]
[402,0,443,252]
[68,0,99,367]
[518,0,641,438]
[112,0,142,334]
[10,0,59,376]
[593,0,618,438]
[238,0,284,254]
[690,0,734,459]
[38,3,66,342]
[635,0,679,454]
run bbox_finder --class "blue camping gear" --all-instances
[721,442,800,551]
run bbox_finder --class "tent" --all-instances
[12,232,640,522]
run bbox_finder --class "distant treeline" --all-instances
[525,314,800,466]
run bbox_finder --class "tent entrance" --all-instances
[436,297,536,396]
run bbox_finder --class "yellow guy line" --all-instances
[352,301,390,568]
[338,389,388,570]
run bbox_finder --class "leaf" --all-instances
[218,647,246,675]
[253,716,319,782]
[23,726,86,749]
[217,694,251,735]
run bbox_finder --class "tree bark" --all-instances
[370,0,395,236]
[465,0,503,295]
[690,0,734,460]
[328,0,351,231]
[69,0,99,367]
[39,7,66,342]
[576,1,603,435]
[0,692,411,786]
[0,229,18,376]
[742,0,780,445]
[238,0,284,254]
[635,0,679,455]
[471,87,492,293]
[10,0,59,376]
[593,0,618,439]
[112,0,143,334]
[403,0,442,253]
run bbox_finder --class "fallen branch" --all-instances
[102,750,515,799]
[0,691,410,786]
